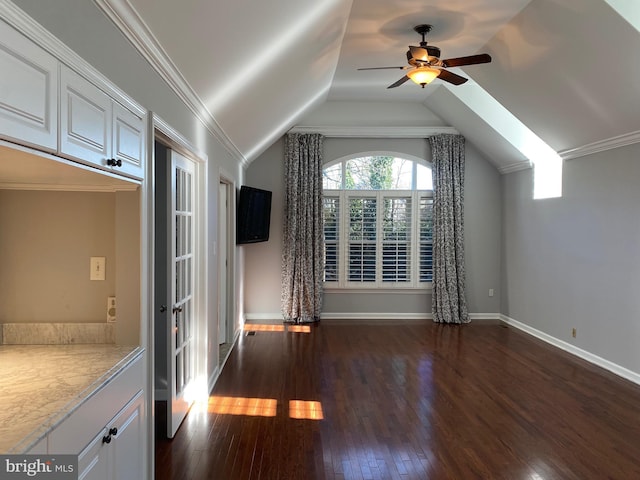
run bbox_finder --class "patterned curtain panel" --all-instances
[281,133,325,323]
[429,134,469,324]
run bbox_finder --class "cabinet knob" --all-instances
[102,435,112,444]
[106,158,122,167]
[109,427,118,436]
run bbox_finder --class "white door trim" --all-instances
[217,176,236,346]
[151,112,209,420]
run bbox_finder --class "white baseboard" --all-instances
[207,365,220,395]
[469,313,502,321]
[500,314,640,387]
[244,312,501,322]
[244,313,284,322]
[245,312,431,322]
[321,312,432,321]
[207,328,242,393]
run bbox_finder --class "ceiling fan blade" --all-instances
[357,66,407,71]
[437,69,468,85]
[387,75,411,89]
[441,53,492,68]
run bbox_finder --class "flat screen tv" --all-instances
[236,185,272,244]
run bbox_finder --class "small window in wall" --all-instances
[533,156,563,199]
[322,155,432,289]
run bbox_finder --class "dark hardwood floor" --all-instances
[155,320,640,479]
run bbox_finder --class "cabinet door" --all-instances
[25,436,47,454]
[112,102,145,180]
[47,355,144,455]
[110,391,145,480]
[60,66,112,170]
[0,20,58,151]
[78,428,109,480]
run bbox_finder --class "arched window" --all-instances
[322,154,433,289]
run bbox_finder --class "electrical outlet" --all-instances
[572,328,577,338]
[488,288,494,297]
[107,296,116,323]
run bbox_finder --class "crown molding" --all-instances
[559,130,640,161]
[0,0,145,116]
[93,0,247,165]
[288,126,459,138]
[498,161,532,175]
[495,130,640,174]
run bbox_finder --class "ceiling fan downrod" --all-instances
[413,24,433,47]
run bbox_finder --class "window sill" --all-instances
[323,285,432,294]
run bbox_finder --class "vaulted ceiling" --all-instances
[99,0,639,171]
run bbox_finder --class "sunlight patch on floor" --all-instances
[206,396,278,417]
[289,400,324,420]
[195,396,324,420]
[244,324,285,332]
[243,324,311,333]
[288,325,311,333]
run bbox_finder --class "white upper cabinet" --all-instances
[0,20,58,152]
[60,66,146,180]
[60,66,111,166]
[0,20,146,181]
[112,102,146,179]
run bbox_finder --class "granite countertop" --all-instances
[0,344,142,453]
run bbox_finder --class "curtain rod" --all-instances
[288,126,459,138]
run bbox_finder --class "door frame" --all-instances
[218,175,235,349]
[150,113,209,414]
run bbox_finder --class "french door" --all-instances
[167,150,196,438]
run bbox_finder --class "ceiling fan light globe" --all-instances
[407,67,439,86]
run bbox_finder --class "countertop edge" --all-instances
[8,345,145,454]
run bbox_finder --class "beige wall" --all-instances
[0,190,116,323]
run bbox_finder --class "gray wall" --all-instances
[243,136,502,319]
[502,142,640,374]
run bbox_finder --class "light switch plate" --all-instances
[90,257,106,281]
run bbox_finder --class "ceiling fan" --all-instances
[358,24,492,89]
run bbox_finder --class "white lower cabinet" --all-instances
[111,392,144,480]
[78,428,109,480]
[48,354,146,480]
[25,436,48,454]
[78,392,144,480]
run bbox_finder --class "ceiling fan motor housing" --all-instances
[406,46,441,64]
[425,45,441,58]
